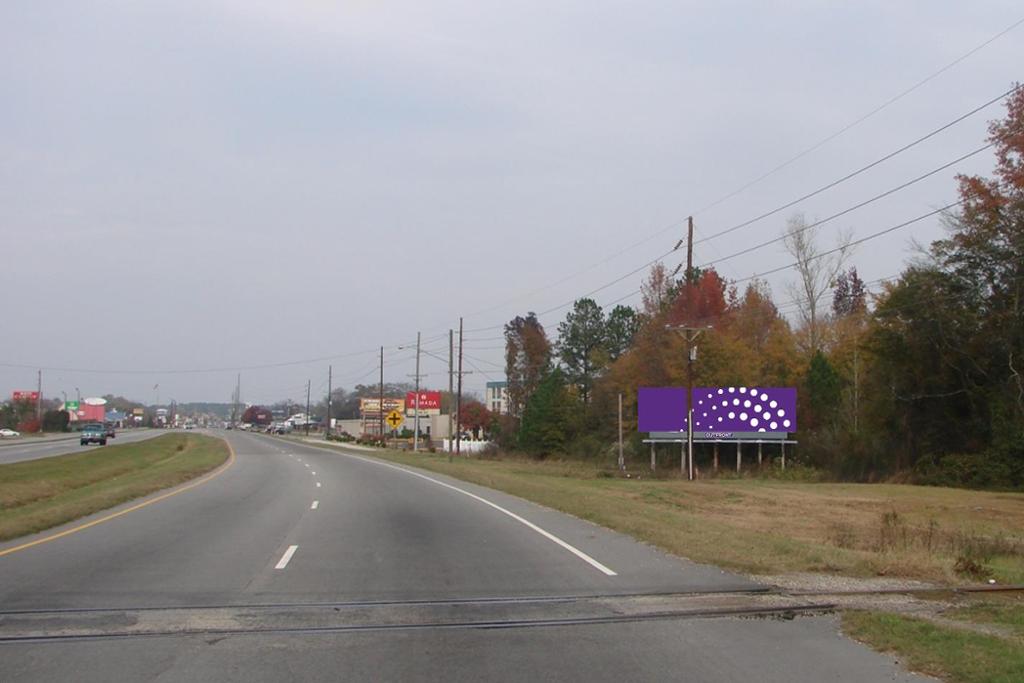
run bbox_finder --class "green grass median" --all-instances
[0,433,230,542]
[843,610,1024,683]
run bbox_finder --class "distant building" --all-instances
[486,381,509,415]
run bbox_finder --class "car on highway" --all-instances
[0,428,20,438]
[104,423,117,439]
[80,423,108,446]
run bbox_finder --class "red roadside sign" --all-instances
[405,391,442,414]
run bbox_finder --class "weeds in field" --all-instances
[843,509,1024,579]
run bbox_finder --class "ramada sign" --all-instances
[639,386,797,434]
[405,391,442,415]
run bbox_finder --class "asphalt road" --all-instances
[0,431,928,681]
[0,428,162,464]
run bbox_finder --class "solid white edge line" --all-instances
[311,500,319,510]
[275,544,298,569]
[334,451,617,576]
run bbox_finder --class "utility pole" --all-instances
[686,217,694,481]
[36,370,42,424]
[618,392,624,471]
[667,219,707,482]
[853,344,860,435]
[305,379,311,436]
[326,365,332,439]
[414,331,421,452]
[379,346,384,442]
[448,329,454,462]
[456,318,464,457]
[233,373,240,427]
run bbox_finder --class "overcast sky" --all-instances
[1,1,1021,406]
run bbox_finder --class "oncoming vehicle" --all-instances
[80,423,107,446]
[104,422,116,439]
[0,428,19,438]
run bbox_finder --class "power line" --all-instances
[693,85,1017,247]
[730,201,961,287]
[696,142,995,270]
[690,16,1024,218]
[441,19,1024,322]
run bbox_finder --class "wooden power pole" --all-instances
[686,216,695,481]
[456,318,464,457]
[326,365,332,438]
[448,329,454,462]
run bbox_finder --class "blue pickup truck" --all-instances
[80,423,108,446]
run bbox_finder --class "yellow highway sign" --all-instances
[385,410,404,430]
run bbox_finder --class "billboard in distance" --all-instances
[359,398,406,416]
[405,391,442,416]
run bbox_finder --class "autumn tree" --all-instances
[640,262,675,317]
[242,405,273,425]
[935,83,1024,442]
[865,84,1024,473]
[459,399,492,439]
[666,268,728,328]
[718,280,800,386]
[504,312,552,417]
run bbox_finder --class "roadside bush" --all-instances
[327,431,355,443]
[913,444,1024,490]
[41,410,70,432]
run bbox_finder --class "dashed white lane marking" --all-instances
[304,464,310,468]
[311,471,316,475]
[275,545,298,569]
[311,500,319,510]
[329,452,617,576]
[316,482,321,488]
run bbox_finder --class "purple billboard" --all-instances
[637,387,688,432]
[639,386,797,433]
[692,387,796,433]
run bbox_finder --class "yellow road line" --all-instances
[0,438,237,559]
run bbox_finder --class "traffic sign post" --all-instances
[385,410,404,431]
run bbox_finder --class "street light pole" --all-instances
[305,379,311,437]
[414,331,421,452]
